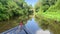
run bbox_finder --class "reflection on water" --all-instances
[25,18,51,34]
[26,18,40,34]
[36,30,50,34]
[1,18,51,34]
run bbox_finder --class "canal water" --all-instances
[1,18,51,34]
[25,18,50,34]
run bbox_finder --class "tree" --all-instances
[0,0,33,32]
[34,1,40,12]
[35,0,57,12]
[35,0,60,34]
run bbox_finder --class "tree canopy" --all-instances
[0,0,33,32]
[0,0,33,22]
[1,0,60,34]
[35,0,60,34]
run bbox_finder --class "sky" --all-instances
[25,0,38,7]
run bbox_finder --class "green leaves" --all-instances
[35,0,60,34]
[0,0,33,32]
[0,0,33,23]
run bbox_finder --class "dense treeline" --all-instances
[0,0,33,32]
[35,0,57,12]
[0,0,33,21]
[35,0,60,34]
[1,0,60,34]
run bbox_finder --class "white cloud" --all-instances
[36,29,50,34]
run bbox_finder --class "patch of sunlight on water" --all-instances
[36,29,50,34]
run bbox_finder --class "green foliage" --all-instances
[0,0,33,22]
[35,0,60,34]
[0,0,33,32]
[41,0,57,12]
[35,1,40,12]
